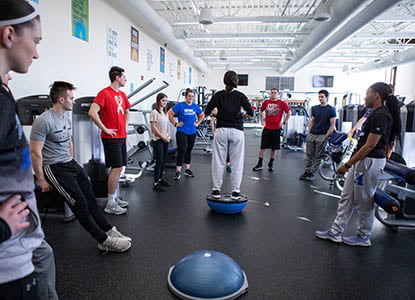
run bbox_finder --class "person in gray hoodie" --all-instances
[0,1,58,299]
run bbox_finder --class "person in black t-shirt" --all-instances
[315,82,401,247]
[204,71,253,200]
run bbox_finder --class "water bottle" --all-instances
[340,135,358,167]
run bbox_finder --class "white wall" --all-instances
[9,0,200,110]
[394,61,415,103]
[199,60,415,106]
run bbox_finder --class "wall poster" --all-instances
[131,27,139,62]
[160,47,165,73]
[72,0,89,42]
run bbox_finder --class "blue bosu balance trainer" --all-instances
[206,193,248,215]
[168,250,248,300]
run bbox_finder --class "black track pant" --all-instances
[176,131,196,166]
[43,160,112,243]
[152,140,168,183]
[0,273,37,300]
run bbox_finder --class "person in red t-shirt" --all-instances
[253,88,291,171]
[88,66,131,215]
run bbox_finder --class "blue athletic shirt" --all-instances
[172,101,202,135]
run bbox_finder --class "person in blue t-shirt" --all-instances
[299,89,336,181]
[168,89,205,180]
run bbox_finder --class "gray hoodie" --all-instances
[0,86,44,284]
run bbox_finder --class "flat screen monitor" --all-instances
[312,75,334,88]
[238,74,248,86]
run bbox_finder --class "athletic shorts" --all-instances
[101,138,127,168]
[260,128,281,150]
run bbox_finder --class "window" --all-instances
[265,76,294,90]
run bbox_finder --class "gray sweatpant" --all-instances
[33,240,58,300]
[212,127,245,192]
[305,133,327,174]
[331,157,386,238]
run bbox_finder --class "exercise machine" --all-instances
[375,158,415,229]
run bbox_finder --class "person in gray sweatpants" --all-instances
[204,71,253,200]
[315,82,401,247]
[300,90,336,181]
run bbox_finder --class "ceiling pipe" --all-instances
[123,0,210,74]
[352,47,415,72]
[282,0,402,74]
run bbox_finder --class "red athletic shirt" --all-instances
[93,86,131,138]
[260,99,290,130]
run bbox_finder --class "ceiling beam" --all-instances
[172,16,310,26]
[184,32,307,40]
[353,32,415,39]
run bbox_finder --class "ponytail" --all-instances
[385,94,401,147]
[370,82,402,146]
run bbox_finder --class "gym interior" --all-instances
[5,0,415,299]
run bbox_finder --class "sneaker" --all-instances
[173,171,181,180]
[268,163,274,172]
[306,174,316,181]
[116,196,129,208]
[106,226,132,242]
[342,235,371,247]
[97,236,131,253]
[226,165,232,173]
[231,191,241,200]
[252,164,263,171]
[153,182,167,192]
[104,203,127,215]
[211,190,221,199]
[315,229,342,243]
[299,171,309,180]
[184,169,195,177]
[159,179,171,187]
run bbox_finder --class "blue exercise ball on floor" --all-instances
[206,194,248,214]
[168,250,248,300]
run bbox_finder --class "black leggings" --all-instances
[43,160,112,243]
[152,139,168,183]
[175,131,196,166]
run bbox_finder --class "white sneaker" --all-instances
[116,197,129,208]
[106,226,132,242]
[104,203,127,215]
[98,236,131,252]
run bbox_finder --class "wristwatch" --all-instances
[174,122,177,127]
[344,163,352,169]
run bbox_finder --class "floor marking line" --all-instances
[313,190,341,199]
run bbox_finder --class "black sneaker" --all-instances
[173,171,181,180]
[299,171,309,180]
[268,163,274,172]
[211,190,220,199]
[153,182,166,192]
[184,169,194,177]
[159,179,171,187]
[306,173,316,181]
[252,164,263,171]
[231,191,241,200]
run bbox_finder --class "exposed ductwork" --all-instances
[282,0,403,74]
[123,0,210,74]
[352,47,415,72]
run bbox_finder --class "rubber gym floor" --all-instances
[43,130,415,299]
